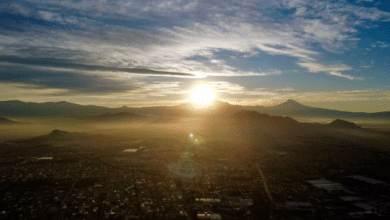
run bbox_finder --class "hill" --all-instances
[230,110,298,126]
[149,117,181,124]
[328,119,361,129]
[0,117,20,124]
[46,129,92,141]
[93,112,148,122]
[199,110,305,142]
[23,129,110,145]
[45,129,89,139]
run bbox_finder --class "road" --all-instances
[61,179,78,206]
[256,163,274,220]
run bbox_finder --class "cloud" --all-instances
[371,41,390,48]
[297,62,362,80]
[205,81,281,99]
[0,82,70,98]
[0,21,290,77]
[274,87,295,92]
[0,75,189,106]
[298,89,390,103]
[159,21,319,62]
[297,62,353,73]
[0,61,138,95]
[0,55,194,77]
[37,11,63,22]
[299,18,356,52]
[5,3,31,16]
[132,81,185,97]
[208,81,245,94]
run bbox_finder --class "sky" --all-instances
[1,0,390,112]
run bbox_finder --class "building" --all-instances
[197,213,222,220]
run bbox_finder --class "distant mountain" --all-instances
[0,99,389,120]
[230,110,299,127]
[93,112,148,122]
[328,119,361,129]
[179,100,243,117]
[0,116,20,124]
[247,100,390,119]
[0,100,110,117]
[267,99,310,113]
[123,105,188,117]
[245,99,309,115]
[284,106,390,119]
[118,100,242,118]
[149,116,181,124]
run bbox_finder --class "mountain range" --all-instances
[0,99,389,119]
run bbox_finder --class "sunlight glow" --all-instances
[190,85,216,107]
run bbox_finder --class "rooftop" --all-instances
[349,175,386,185]
[122,149,138,153]
[37,157,53,160]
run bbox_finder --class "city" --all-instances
[1,126,389,220]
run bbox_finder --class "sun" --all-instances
[190,85,216,107]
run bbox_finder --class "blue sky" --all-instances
[0,0,390,112]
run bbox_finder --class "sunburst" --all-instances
[190,85,216,107]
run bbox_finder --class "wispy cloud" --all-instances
[0,61,138,95]
[297,62,363,80]
[37,11,63,22]
[274,87,295,92]
[0,82,70,98]
[0,56,194,77]
[371,41,390,48]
